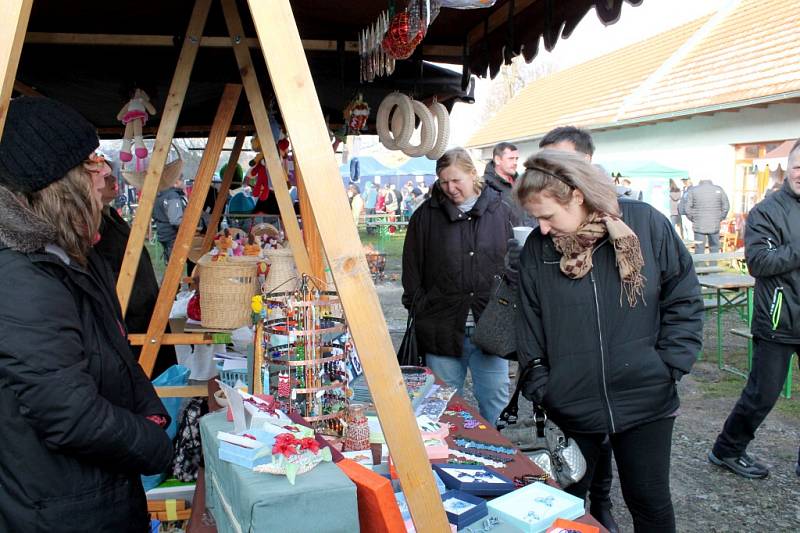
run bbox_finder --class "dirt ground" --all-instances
[376,281,800,532]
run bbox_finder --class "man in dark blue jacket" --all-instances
[710,139,800,479]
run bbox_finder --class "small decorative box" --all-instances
[217,428,275,469]
[416,415,450,440]
[487,482,584,533]
[422,437,449,460]
[433,463,515,496]
[440,490,487,529]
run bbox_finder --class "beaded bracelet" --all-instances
[452,437,517,456]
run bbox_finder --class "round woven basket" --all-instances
[263,247,297,294]
[251,222,281,242]
[121,154,184,192]
[197,255,259,329]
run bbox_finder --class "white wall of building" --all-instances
[511,102,800,199]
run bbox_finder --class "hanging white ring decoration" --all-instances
[376,92,414,150]
[401,100,436,157]
[425,100,450,160]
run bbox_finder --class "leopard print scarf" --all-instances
[552,212,646,307]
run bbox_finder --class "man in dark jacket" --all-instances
[153,176,187,262]
[484,142,532,226]
[710,139,800,479]
[684,178,729,254]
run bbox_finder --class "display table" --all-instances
[199,410,360,533]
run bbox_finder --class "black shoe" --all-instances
[795,462,800,477]
[708,451,769,479]
[590,506,619,533]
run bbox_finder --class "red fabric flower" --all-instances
[299,437,320,454]
[272,441,299,458]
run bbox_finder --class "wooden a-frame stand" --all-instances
[1,0,449,529]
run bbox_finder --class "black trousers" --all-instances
[588,438,613,511]
[713,338,799,458]
[566,417,676,533]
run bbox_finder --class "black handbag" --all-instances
[472,274,519,359]
[397,291,423,366]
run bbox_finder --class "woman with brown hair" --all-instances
[402,147,513,425]
[0,97,173,532]
[513,149,703,532]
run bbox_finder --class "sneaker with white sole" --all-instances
[708,450,769,479]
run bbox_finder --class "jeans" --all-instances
[589,438,614,512]
[694,232,720,254]
[426,334,509,425]
[713,338,800,458]
[566,417,676,533]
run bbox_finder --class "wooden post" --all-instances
[0,0,33,138]
[200,131,246,255]
[295,164,326,283]
[138,84,242,377]
[247,1,449,531]
[116,0,212,316]
[220,0,313,277]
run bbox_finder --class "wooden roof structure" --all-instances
[1,1,641,531]
[468,0,800,148]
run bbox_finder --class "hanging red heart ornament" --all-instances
[382,12,425,60]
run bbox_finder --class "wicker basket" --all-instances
[197,255,259,329]
[263,247,298,294]
[120,142,184,192]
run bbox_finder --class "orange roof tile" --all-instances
[467,0,800,148]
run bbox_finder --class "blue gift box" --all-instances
[217,429,275,469]
[487,482,584,533]
[433,463,515,496]
[440,490,487,529]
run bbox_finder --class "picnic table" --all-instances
[699,273,755,374]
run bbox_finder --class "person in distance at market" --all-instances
[514,149,703,532]
[0,96,173,532]
[402,147,513,426]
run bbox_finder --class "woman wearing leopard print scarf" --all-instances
[513,149,703,533]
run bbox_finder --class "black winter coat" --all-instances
[517,199,703,434]
[483,161,537,228]
[0,190,173,532]
[95,207,177,377]
[745,181,800,344]
[402,184,513,357]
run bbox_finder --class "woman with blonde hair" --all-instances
[513,149,703,532]
[0,97,173,532]
[402,147,513,425]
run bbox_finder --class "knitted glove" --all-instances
[522,364,549,404]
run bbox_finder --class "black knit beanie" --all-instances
[0,96,99,193]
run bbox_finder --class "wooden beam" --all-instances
[295,164,326,283]
[467,0,535,46]
[138,83,242,377]
[13,79,40,96]
[200,131,246,256]
[23,31,458,56]
[128,333,216,346]
[0,0,32,139]
[116,0,212,316]
[246,1,449,531]
[156,385,208,398]
[221,0,313,277]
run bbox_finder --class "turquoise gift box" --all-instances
[201,410,360,533]
[487,482,584,533]
[217,428,276,469]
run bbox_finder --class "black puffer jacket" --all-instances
[483,161,536,228]
[745,181,800,344]
[402,183,513,356]
[517,199,703,434]
[0,188,173,532]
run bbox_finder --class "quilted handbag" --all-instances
[472,274,519,359]
[498,363,586,488]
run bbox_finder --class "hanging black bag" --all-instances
[472,274,519,360]
[397,290,423,366]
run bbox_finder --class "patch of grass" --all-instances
[359,230,406,273]
[144,240,166,282]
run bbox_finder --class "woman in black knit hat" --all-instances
[0,97,173,532]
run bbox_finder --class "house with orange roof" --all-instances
[467,0,800,220]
